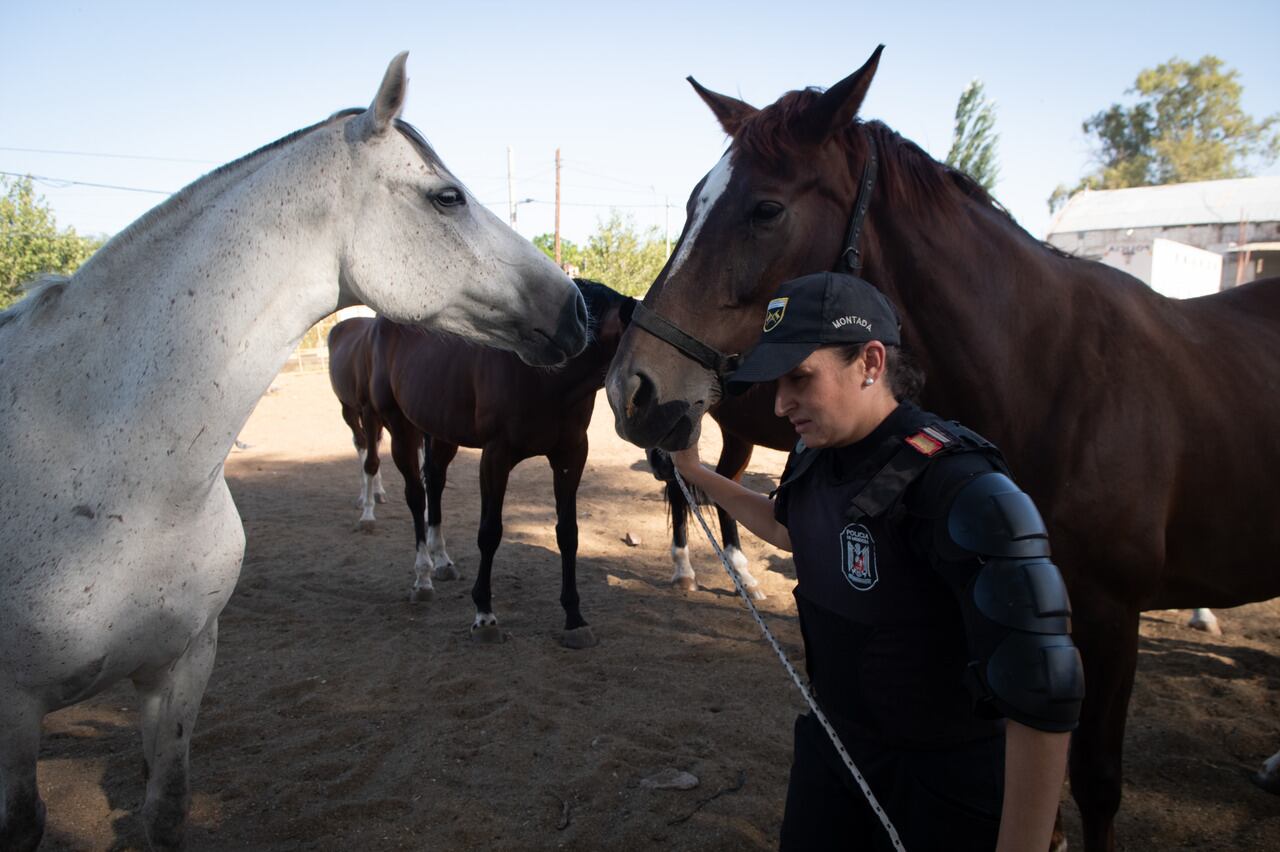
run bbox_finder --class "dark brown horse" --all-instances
[605,46,1280,852]
[327,316,388,528]
[371,279,635,649]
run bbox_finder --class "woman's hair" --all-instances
[835,342,925,403]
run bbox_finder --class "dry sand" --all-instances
[35,371,1280,850]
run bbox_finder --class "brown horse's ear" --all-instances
[798,45,884,143]
[687,77,758,137]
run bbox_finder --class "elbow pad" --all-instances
[946,472,1085,731]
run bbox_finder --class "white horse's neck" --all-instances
[61,122,352,493]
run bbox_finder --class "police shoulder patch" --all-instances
[905,424,955,456]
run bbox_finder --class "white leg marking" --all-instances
[410,542,435,601]
[427,524,458,580]
[1262,749,1280,781]
[664,152,734,281]
[427,525,453,564]
[727,545,766,600]
[472,610,499,629]
[670,545,695,587]
[373,468,387,503]
[355,448,369,507]
[359,471,377,524]
[1189,607,1222,635]
[1256,747,1280,793]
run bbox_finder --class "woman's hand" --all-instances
[669,446,702,478]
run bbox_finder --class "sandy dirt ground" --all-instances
[34,370,1280,851]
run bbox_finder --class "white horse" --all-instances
[0,53,586,851]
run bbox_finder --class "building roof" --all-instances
[1047,176,1280,235]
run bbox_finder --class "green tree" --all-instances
[1,175,104,309]
[578,211,668,297]
[1050,55,1279,211]
[945,79,1000,192]
[532,233,584,270]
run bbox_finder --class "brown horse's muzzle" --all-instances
[605,330,713,450]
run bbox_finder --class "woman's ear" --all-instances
[861,341,888,384]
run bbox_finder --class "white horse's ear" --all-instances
[357,52,409,139]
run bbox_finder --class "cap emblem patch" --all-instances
[763,297,789,333]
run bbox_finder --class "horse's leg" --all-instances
[424,438,459,581]
[365,404,388,504]
[0,690,46,852]
[713,435,765,599]
[550,436,597,649]
[668,480,697,591]
[1188,607,1222,635]
[1069,598,1139,852]
[357,405,385,526]
[341,404,368,509]
[385,418,432,600]
[470,444,512,643]
[131,618,218,851]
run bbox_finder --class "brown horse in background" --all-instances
[605,46,1280,852]
[647,383,793,597]
[370,279,635,649]
[327,316,388,527]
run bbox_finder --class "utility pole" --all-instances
[507,146,516,227]
[554,148,562,266]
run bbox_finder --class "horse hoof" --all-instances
[432,563,460,581]
[374,493,387,504]
[471,624,506,644]
[409,587,434,603]
[358,520,376,534]
[561,626,598,649]
[672,576,697,592]
[747,585,767,601]
[1252,769,1280,795]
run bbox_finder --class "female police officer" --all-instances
[670,271,1083,852]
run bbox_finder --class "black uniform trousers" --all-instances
[779,712,1004,851]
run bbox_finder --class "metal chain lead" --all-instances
[672,467,906,851]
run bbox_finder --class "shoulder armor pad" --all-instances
[947,471,1050,559]
[985,634,1084,731]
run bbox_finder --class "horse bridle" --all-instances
[629,130,880,388]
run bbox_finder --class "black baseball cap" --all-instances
[727,272,900,392]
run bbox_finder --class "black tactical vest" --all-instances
[775,402,1008,747]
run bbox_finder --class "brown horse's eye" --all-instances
[752,201,784,222]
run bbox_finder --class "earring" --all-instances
[863,377,875,387]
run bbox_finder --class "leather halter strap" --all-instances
[629,127,880,383]
[841,128,879,274]
[629,302,741,378]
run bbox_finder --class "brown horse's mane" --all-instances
[734,88,1073,259]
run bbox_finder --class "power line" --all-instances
[0,171,173,195]
[0,145,217,165]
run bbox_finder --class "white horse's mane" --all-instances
[0,110,449,330]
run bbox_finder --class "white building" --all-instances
[1045,176,1280,297]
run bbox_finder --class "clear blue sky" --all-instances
[3,1,1278,248]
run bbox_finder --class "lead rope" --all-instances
[672,468,906,851]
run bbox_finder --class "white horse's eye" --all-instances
[433,188,466,209]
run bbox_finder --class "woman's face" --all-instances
[773,346,891,448]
